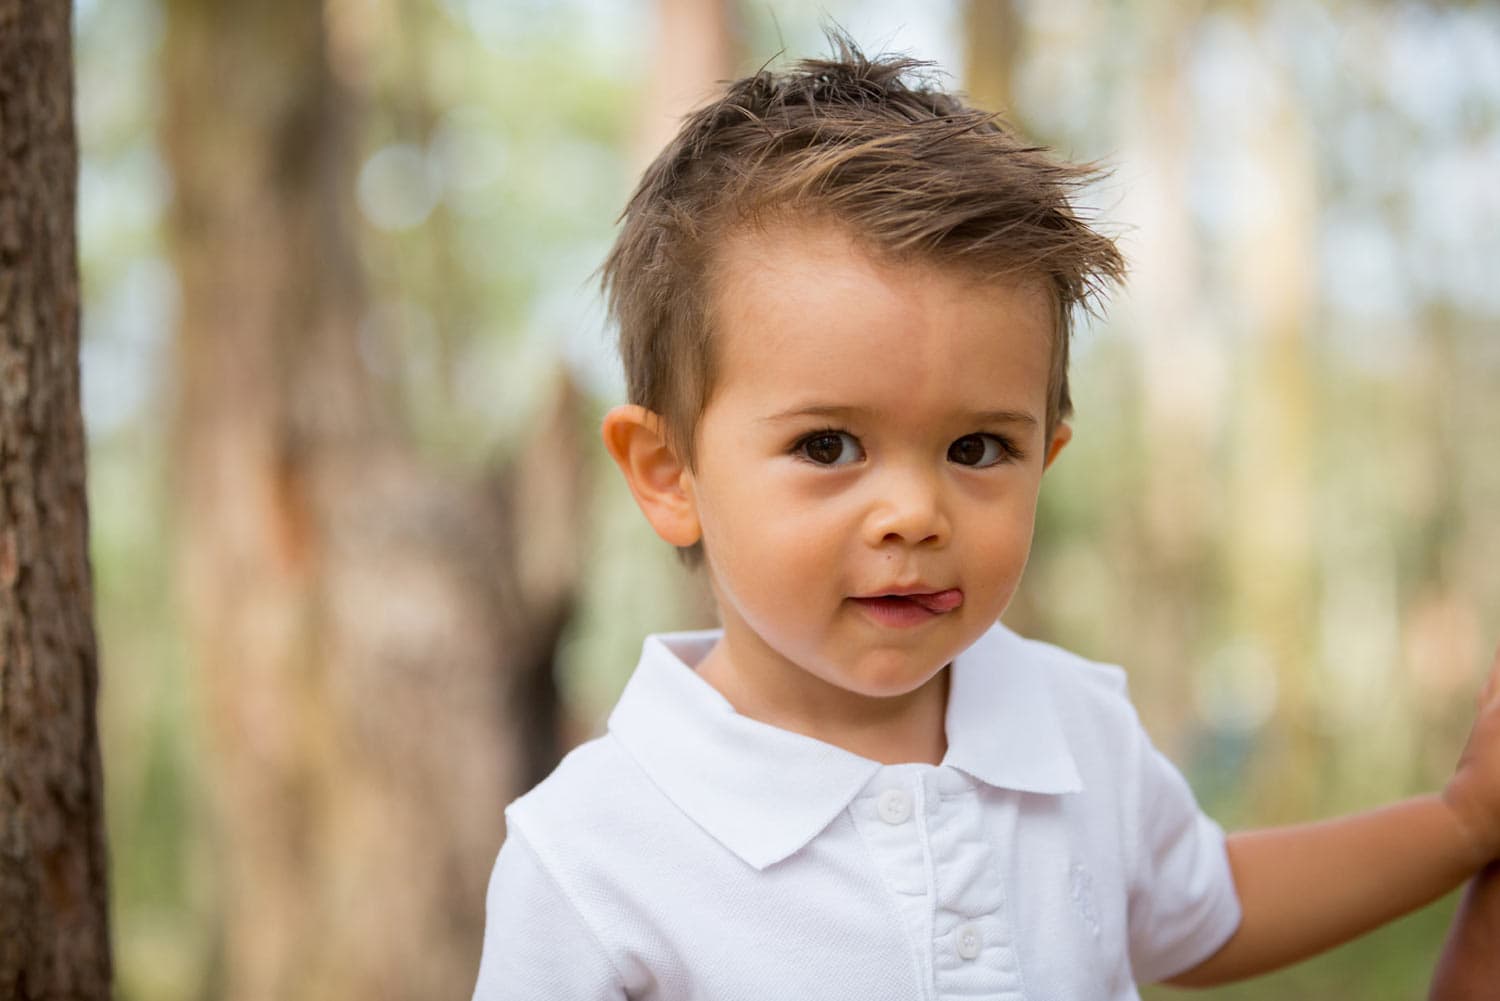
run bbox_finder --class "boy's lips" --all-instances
[850,588,964,625]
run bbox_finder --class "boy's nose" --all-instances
[862,470,950,548]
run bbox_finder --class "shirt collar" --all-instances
[607,623,1082,872]
[942,623,1084,796]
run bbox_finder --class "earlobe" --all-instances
[1043,423,1072,470]
[600,405,701,548]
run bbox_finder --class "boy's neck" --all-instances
[693,636,951,767]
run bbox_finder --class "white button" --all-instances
[877,788,912,825]
[955,923,982,960]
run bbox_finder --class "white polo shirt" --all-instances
[472,623,1240,1001]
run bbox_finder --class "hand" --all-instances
[1428,861,1500,1001]
[1442,643,1500,867]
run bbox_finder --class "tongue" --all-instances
[908,589,963,613]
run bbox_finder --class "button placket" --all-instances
[851,773,932,996]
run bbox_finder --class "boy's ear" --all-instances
[601,405,701,548]
[1043,422,1072,470]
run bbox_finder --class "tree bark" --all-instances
[160,2,581,999]
[0,0,113,997]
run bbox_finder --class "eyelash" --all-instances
[789,428,1025,466]
[972,434,1026,463]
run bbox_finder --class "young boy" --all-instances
[472,43,1500,999]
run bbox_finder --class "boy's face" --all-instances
[678,223,1066,706]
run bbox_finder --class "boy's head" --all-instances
[600,39,1128,706]
[601,37,1124,489]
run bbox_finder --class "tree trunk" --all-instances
[1106,6,1221,748]
[0,0,113,997]
[160,2,581,999]
[961,0,1022,119]
[1219,30,1323,821]
[636,0,741,168]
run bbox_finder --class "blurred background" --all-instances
[77,0,1499,998]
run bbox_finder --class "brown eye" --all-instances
[797,431,862,466]
[949,434,1007,467]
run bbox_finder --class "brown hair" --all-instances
[602,36,1125,501]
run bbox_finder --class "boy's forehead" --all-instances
[710,220,1056,352]
[705,221,1056,416]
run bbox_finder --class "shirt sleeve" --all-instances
[471,826,626,1001]
[1125,737,1243,985]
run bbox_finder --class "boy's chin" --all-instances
[829,658,953,701]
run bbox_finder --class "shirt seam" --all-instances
[506,820,630,994]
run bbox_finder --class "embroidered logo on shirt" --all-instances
[1070,863,1102,939]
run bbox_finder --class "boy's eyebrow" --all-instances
[760,404,1039,427]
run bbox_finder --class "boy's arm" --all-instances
[471,827,627,1001]
[1429,861,1500,1001]
[1166,796,1481,986]
[1168,646,1500,988]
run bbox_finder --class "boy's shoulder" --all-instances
[505,730,644,836]
[504,631,716,842]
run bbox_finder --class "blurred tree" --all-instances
[0,0,112,996]
[605,0,742,638]
[1109,3,1221,752]
[160,1,583,999]
[961,0,1021,119]
[637,0,741,166]
[1216,16,1323,821]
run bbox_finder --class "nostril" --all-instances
[881,531,941,546]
